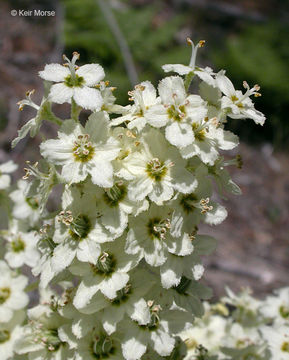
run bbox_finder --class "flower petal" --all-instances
[39,64,70,82]
[73,87,103,111]
[49,83,73,104]
[76,64,105,86]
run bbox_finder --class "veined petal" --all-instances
[73,279,100,309]
[171,166,198,194]
[242,108,266,125]
[85,112,109,143]
[162,64,192,75]
[160,256,183,288]
[158,76,186,104]
[49,83,73,104]
[76,64,105,86]
[89,161,114,187]
[40,138,73,164]
[150,330,175,357]
[76,239,101,264]
[99,272,129,299]
[122,327,148,360]
[128,176,153,201]
[216,73,235,97]
[39,64,70,82]
[73,86,103,111]
[62,162,85,184]
[145,104,168,128]
[216,128,239,150]
[165,122,195,148]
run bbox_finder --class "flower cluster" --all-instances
[0,39,266,359]
[180,286,289,360]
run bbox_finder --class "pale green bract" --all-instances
[0,40,271,360]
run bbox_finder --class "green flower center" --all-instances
[73,134,95,163]
[192,123,206,141]
[167,104,186,122]
[174,276,191,295]
[69,214,91,241]
[92,252,116,275]
[103,183,127,207]
[0,330,10,344]
[11,236,26,253]
[146,158,168,182]
[140,302,161,331]
[43,329,62,352]
[180,193,198,214]
[0,287,11,304]
[26,196,39,209]
[280,305,289,319]
[111,284,132,306]
[64,73,85,88]
[147,217,170,240]
[282,342,289,353]
[92,333,115,358]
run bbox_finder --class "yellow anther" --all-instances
[198,40,206,47]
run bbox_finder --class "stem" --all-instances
[25,280,40,293]
[97,0,139,87]
[41,103,62,126]
[71,99,81,122]
[184,71,195,92]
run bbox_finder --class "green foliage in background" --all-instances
[213,22,289,148]
[62,0,189,104]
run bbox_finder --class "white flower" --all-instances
[40,112,120,186]
[15,304,73,360]
[48,186,112,280]
[76,179,148,238]
[162,38,216,87]
[118,128,198,204]
[207,155,242,196]
[22,161,57,213]
[71,269,154,336]
[39,52,105,111]
[10,180,41,226]
[74,323,123,360]
[0,311,25,360]
[159,233,216,289]
[125,204,193,267]
[32,222,59,289]
[4,223,40,268]
[145,76,207,149]
[0,161,17,190]
[0,261,29,322]
[216,72,266,125]
[120,302,191,360]
[180,313,227,358]
[72,235,140,309]
[179,116,239,165]
[12,90,51,148]
[171,173,227,234]
[261,325,289,360]
[260,287,289,325]
[112,81,159,131]
[223,322,262,350]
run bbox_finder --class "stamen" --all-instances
[58,210,73,226]
[199,198,213,214]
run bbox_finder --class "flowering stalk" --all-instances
[0,39,266,360]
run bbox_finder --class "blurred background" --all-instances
[0,0,288,298]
